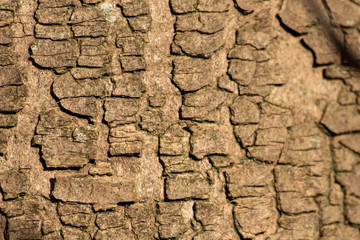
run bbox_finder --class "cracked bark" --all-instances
[0,0,359,239]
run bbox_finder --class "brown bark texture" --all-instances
[0,0,360,239]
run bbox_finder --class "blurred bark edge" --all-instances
[309,0,360,69]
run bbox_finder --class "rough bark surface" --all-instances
[0,0,359,239]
